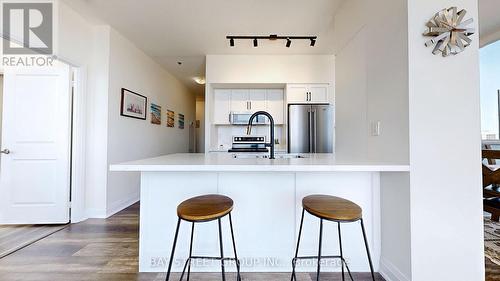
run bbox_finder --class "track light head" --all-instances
[310,38,316,47]
[229,38,235,47]
[286,38,291,48]
[253,38,258,47]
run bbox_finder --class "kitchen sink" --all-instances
[232,154,308,159]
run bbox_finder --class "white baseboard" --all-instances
[106,191,140,218]
[379,258,410,281]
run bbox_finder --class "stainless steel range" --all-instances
[228,135,268,153]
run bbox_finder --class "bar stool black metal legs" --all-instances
[165,195,242,281]
[291,195,375,281]
[360,218,376,281]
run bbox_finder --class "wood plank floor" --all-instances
[0,202,494,280]
[0,224,68,259]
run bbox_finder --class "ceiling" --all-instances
[479,0,500,45]
[63,0,345,96]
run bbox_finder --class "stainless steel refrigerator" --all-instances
[288,104,334,153]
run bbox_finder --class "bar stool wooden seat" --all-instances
[166,194,241,281]
[291,195,375,281]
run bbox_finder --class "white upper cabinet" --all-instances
[286,84,309,104]
[213,88,285,125]
[309,84,329,103]
[248,89,267,111]
[230,89,249,112]
[286,83,329,104]
[213,89,231,124]
[266,89,284,124]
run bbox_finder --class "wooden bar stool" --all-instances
[165,194,242,281]
[291,195,375,281]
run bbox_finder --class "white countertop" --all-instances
[110,153,410,172]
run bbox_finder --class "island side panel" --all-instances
[139,172,219,272]
[294,172,380,272]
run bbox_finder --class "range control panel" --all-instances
[232,136,266,144]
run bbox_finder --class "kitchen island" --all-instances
[110,153,409,273]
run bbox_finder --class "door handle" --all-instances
[1,149,10,155]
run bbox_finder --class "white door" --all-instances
[0,63,72,224]
[248,89,267,111]
[309,84,329,103]
[266,89,284,124]
[213,89,231,124]
[230,89,249,112]
[286,84,308,104]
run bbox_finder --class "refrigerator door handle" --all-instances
[311,109,317,153]
[308,110,313,152]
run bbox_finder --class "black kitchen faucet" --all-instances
[246,111,275,159]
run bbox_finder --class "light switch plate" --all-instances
[371,121,381,136]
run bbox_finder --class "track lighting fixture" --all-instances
[226,35,317,48]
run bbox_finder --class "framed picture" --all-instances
[178,113,185,129]
[166,110,175,127]
[150,103,161,125]
[120,88,147,120]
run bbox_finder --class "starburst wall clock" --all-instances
[423,7,475,57]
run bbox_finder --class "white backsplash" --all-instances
[214,125,286,151]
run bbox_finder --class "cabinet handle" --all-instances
[249,101,252,110]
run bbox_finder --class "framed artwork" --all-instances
[150,103,161,125]
[178,113,185,129]
[120,88,147,120]
[166,110,175,127]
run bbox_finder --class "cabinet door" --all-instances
[249,89,267,111]
[286,84,308,104]
[309,84,329,103]
[230,89,249,112]
[213,89,231,124]
[266,89,284,124]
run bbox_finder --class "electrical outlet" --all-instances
[371,121,381,136]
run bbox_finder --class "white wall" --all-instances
[334,0,411,279]
[58,1,110,219]
[0,75,3,149]
[408,1,484,280]
[57,2,195,218]
[380,172,411,281]
[106,28,195,216]
[334,0,409,164]
[206,55,335,84]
